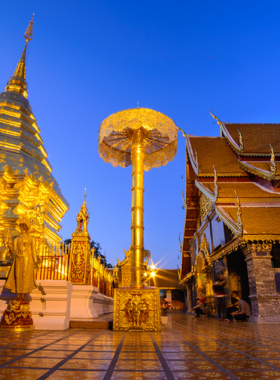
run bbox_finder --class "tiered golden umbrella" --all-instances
[99,108,177,288]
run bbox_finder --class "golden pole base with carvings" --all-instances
[113,287,161,332]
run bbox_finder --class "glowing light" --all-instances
[144,272,147,277]
[151,272,155,277]
[151,265,155,270]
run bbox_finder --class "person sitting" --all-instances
[231,299,251,322]
[192,297,205,317]
[200,294,206,305]
[225,291,240,322]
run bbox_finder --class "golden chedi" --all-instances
[99,107,177,331]
[0,15,69,254]
[0,216,37,330]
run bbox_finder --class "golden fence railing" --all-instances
[35,242,114,297]
[36,255,68,281]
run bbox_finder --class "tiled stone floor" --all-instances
[0,314,280,379]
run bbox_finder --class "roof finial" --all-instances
[24,14,35,42]
[235,191,243,236]
[210,109,222,126]
[137,102,139,109]
[270,144,277,178]
[84,187,87,200]
[238,129,244,151]
[213,165,218,202]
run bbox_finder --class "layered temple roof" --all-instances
[180,114,280,280]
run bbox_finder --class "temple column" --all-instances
[186,281,192,312]
[242,243,280,323]
[205,266,215,316]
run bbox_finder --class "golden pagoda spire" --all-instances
[5,14,34,98]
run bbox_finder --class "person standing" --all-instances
[213,273,227,321]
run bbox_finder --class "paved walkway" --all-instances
[0,314,280,379]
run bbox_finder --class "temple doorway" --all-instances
[227,248,250,304]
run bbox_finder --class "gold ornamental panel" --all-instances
[113,287,161,332]
[98,108,177,171]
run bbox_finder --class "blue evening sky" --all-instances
[1,1,279,268]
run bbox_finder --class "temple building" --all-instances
[0,16,69,251]
[179,114,280,322]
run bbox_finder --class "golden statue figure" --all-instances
[5,217,38,301]
[0,233,13,264]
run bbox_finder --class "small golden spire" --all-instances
[24,14,35,42]
[5,14,35,98]
[84,187,87,199]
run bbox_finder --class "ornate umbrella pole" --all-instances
[130,129,145,287]
[99,108,177,331]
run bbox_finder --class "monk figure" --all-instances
[5,217,38,302]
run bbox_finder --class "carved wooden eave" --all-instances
[237,160,279,181]
[215,205,243,237]
[195,180,217,204]
[185,135,199,175]
[210,112,244,154]
[210,236,241,263]
[178,271,194,285]
[179,150,199,279]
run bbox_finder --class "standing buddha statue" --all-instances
[0,216,37,329]
[5,217,38,301]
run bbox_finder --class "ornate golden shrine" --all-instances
[116,247,150,288]
[0,16,69,265]
[99,107,177,331]
[68,191,91,285]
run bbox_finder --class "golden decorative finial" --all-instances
[195,148,198,164]
[270,144,277,179]
[179,233,182,253]
[213,165,218,202]
[24,14,34,42]
[176,126,187,138]
[84,187,87,199]
[210,109,222,126]
[137,102,139,109]
[238,129,244,151]
[235,191,243,236]
[182,190,187,209]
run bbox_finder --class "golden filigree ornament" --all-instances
[24,14,34,42]
[98,108,177,171]
[113,288,160,331]
[0,300,34,330]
